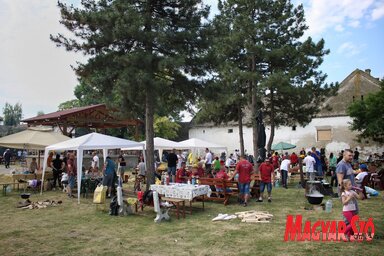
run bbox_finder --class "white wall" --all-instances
[189,116,384,157]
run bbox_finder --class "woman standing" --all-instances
[66,156,77,198]
[329,152,337,187]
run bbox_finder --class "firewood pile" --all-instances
[235,210,273,223]
[17,199,62,210]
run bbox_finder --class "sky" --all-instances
[0,0,383,121]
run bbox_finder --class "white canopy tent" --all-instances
[41,132,145,203]
[0,126,70,150]
[122,137,182,158]
[178,138,227,150]
[178,138,227,161]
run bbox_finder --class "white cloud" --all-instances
[371,2,384,20]
[348,20,360,28]
[0,0,83,119]
[303,0,376,37]
[334,24,344,32]
[337,42,360,57]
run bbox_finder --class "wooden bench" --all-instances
[0,182,20,196]
[162,197,185,219]
[199,178,239,205]
[250,174,261,198]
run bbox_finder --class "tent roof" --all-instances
[46,132,144,151]
[271,142,296,151]
[178,138,227,150]
[22,104,143,131]
[122,137,181,150]
[0,127,70,150]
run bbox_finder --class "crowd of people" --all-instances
[42,151,128,199]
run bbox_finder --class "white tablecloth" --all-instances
[150,183,211,201]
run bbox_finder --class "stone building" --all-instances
[189,68,383,156]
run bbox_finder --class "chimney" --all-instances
[365,69,371,75]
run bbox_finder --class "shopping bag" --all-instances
[93,185,108,204]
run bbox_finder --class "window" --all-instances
[228,129,233,133]
[317,128,332,141]
[292,125,296,131]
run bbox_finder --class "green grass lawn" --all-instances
[0,181,383,256]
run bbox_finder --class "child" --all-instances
[29,158,38,174]
[215,162,231,193]
[341,179,363,240]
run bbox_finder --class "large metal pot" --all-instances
[306,194,324,205]
[20,193,31,199]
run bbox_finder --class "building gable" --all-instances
[317,69,381,117]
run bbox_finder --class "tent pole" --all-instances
[40,149,49,195]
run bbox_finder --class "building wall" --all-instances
[189,116,384,157]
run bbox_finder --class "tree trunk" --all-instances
[145,88,155,190]
[251,55,259,161]
[144,2,155,190]
[238,104,245,156]
[267,123,275,152]
[267,88,275,152]
[299,157,305,188]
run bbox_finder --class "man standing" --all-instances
[92,151,100,173]
[290,152,298,166]
[103,156,116,198]
[280,157,291,189]
[231,155,253,207]
[303,152,316,180]
[3,149,12,168]
[311,147,322,176]
[258,159,275,202]
[167,149,178,183]
[52,154,64,190]
[336,149,356,190]
[353,148,360,164]
[204,148,213,175]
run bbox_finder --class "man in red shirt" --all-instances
[231,155,253,207]
[290,152,298,166]
[197,162,205,178]
[258,158,275,203]
[176,162,189,183]
[272,152,280,169]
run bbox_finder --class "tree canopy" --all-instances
[200,0,335,155]
[2,102,23,126]
[348,80,384,143]
[52,0,211,186]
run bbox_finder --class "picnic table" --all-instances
[150,183,211,201]
[11,172,53,190]
[150,183,211,218]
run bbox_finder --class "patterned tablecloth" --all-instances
[150,183,211,201]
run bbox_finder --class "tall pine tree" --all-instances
[215,0,334,156]
[51,0,211,186]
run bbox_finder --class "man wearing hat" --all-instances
[355,164,369,188]
[258,158,275,202]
